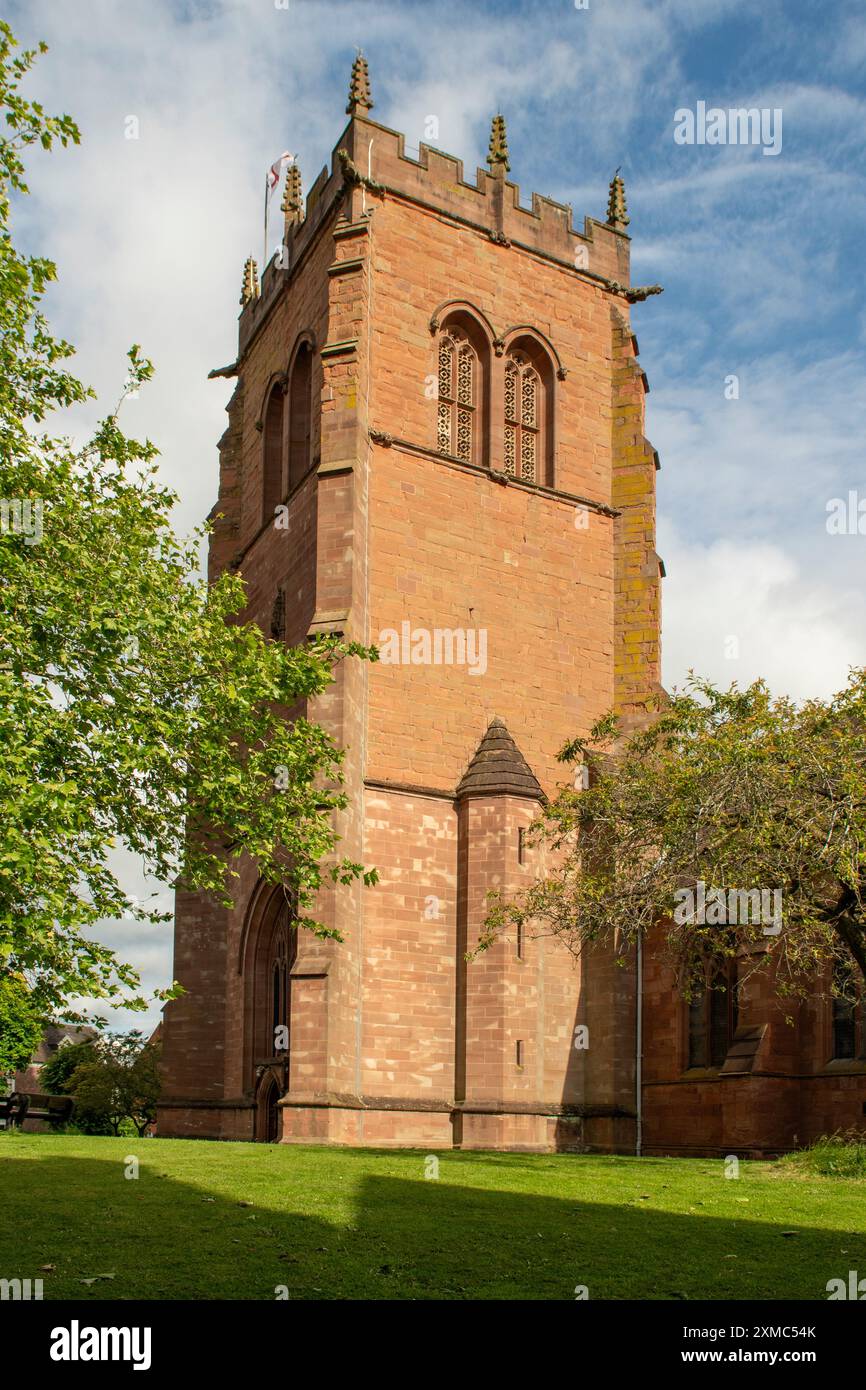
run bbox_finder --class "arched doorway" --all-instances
[241,887,298,1141]
[256,1070,282,1143]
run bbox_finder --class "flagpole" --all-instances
[263,173,269,280]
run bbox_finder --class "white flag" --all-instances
[267,151,295,193]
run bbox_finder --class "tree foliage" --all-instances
[67,1031,161,1137]
[0,22,377,1026]
[0,974,44,1075]
[39,1037,98,1096]
[484,674,866,1001]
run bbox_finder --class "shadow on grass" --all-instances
[0,1145,863,1301]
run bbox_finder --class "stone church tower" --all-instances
[157,55,664,1150]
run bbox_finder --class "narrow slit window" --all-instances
[271,964,281,1045]
[288,342,313,492]
[262,385,284,524]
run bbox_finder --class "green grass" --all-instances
[779,1129,866,1180]
[1,1132,865,1300]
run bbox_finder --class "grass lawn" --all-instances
[1,1132,865,1300]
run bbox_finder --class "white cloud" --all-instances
[651,347,866,700]
[649,349,866,537]
[660,531,863,701]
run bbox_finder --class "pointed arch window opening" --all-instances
[244,891,297,1073]
[437,329,477,464]
[504,353,540,483]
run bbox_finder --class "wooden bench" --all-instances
[3,1093,74,1131]
[0,1092,30,1129]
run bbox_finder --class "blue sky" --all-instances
[8,0,866,1027]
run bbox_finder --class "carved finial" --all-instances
[607,169,630,231]
[281,162,303,226]
[240,255,260,306]
[487,113,510,174]
[346,52,373,116]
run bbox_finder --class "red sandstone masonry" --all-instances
[159,78,861,1162]
[641,939,866,1156]
[158,71,663,1151]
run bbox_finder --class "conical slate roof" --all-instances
[456,718,545,801]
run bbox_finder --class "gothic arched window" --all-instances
[501,333,557,486]
[687,959,738,1069]
[262,383,285,525]
[437,329,478,464]
[504,354,541,483]
[831,960,865,1060]
[288,341,313,492]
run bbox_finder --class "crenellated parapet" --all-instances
[237,54,649,360]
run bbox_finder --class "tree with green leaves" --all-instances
[0,22,377,1032]
[38,1037,98,1097]
[66,1031,161,1137]
[483,674,866,1005]
[0,975,44,1076]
